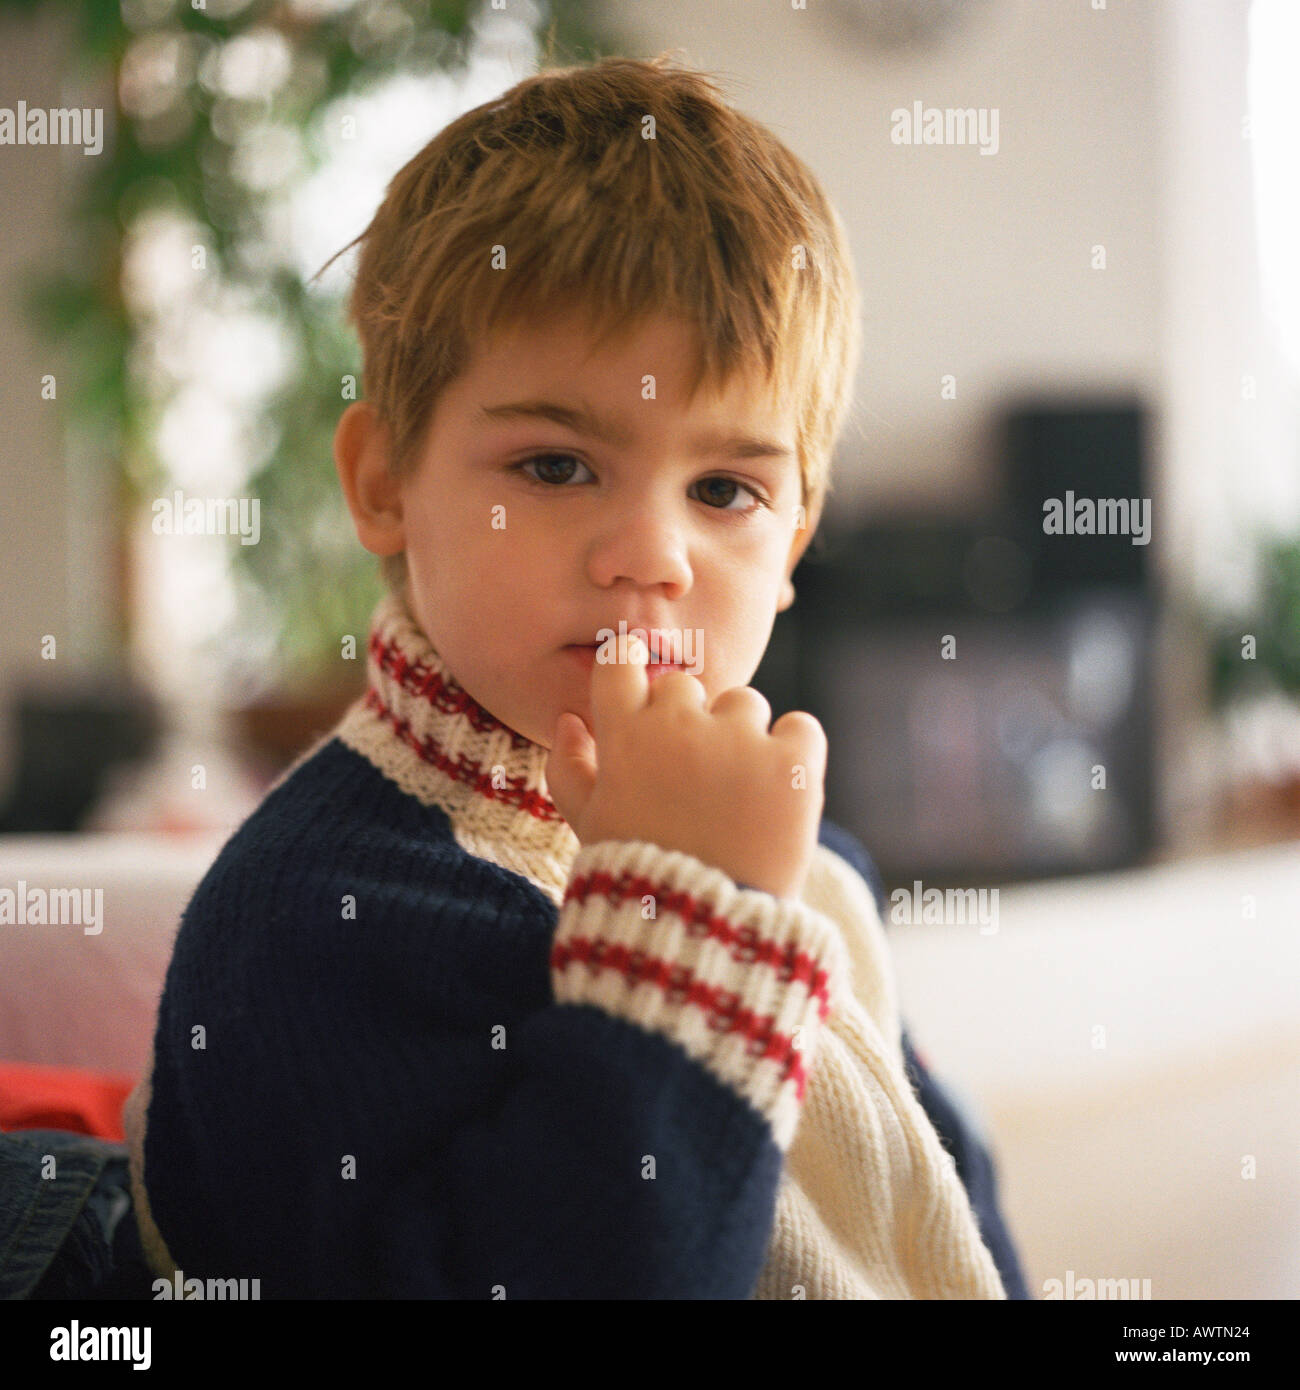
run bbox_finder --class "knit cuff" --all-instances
[550,839,852,1151]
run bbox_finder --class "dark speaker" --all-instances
[1004,400,1151,596]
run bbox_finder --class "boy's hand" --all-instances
[545,635,827,901]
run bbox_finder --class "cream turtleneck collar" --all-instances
[333,591,581,908]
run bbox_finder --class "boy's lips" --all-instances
[562,643,687,678]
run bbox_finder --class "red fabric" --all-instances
[0,1060,137,1142]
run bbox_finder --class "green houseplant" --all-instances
[4,0,609,729]
[1207,530,1300,705]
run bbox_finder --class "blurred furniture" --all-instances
[0,832,223,1076]
[233,681,363,777]
[0,684,160,833]
[0,1060,135,1142]
[759,398,1156,883]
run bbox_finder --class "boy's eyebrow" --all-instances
[476,398,796,462]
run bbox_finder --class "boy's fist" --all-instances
[545,636,826,902]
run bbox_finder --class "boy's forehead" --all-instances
[467,310,796,432]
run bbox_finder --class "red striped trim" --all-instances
[564,868,833,1010]
[363,687,565,823]
[369,628,533,748]
[552,934,812,1099]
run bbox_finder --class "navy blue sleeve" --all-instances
[143,848,788,1298]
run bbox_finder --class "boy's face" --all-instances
[337,308,818,751]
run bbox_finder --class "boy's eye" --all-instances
[510,454,768,514]
[694,476,757,512]
[515,453,591,487]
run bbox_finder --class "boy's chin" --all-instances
[503,706,558,751]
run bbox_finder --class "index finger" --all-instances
[588,630,651,739]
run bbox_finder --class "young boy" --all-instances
[125,52,1027,1300]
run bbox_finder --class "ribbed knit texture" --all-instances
[125,592,1007,1299]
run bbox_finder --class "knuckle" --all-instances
[775,709,825,743]
[711,685,772,721]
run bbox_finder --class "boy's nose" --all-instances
[584,507,693,595]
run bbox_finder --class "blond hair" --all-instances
[321,52,861,593]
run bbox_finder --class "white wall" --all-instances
[1160,0,1300,603]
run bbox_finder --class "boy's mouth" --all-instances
[563,642,686,673]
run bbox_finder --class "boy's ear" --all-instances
[777,493,822,613]
[334,401,406,557]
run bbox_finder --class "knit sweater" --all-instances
[124,592,1011,1299]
